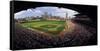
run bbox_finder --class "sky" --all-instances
[14,6,79,19]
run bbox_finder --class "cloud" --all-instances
[14,6,79,19]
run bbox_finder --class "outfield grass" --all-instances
[21,20,65,35]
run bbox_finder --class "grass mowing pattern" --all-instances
[21,20,65,35]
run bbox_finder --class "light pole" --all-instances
[65,12,69,31]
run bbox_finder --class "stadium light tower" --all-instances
[65,12,69,31]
